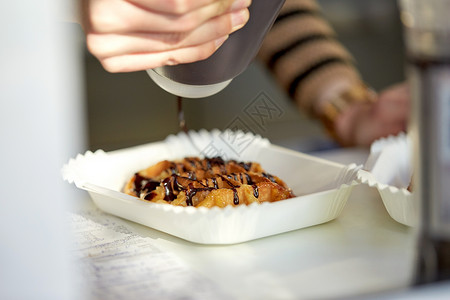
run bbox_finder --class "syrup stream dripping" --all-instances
[177,96,201,154]
[177,96,187,132]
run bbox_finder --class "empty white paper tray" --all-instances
[358,133,418,227]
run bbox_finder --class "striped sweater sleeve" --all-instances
[258,0,363,117]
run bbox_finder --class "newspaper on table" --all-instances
[68,207,227,300]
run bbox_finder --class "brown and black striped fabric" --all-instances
[259,0,362,117]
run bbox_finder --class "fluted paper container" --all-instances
[357,133,418,226]
[63,130,360,244]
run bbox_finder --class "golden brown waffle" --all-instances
[123,157,295,208]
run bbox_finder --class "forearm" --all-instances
[259,0,362,113]
[259,0,377,145]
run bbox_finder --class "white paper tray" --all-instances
[358,133,418,227]
[358,170,417,227]
[63,130,360,244]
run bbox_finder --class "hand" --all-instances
[80,0,251,72]
[335,82,410,147]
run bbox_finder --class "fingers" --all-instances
[129,0,248,15]
[129,0,221,14]
[358,120,406,147]
[83,0,251,72]
[99,36,229,72]
[336,97,410,147]
[87,9,249,59]
[373,83,410,123]
[87,0,251,34]
[352,100,409,147]
[374,98,409,124]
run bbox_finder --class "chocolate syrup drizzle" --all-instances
[131,98,278,206]
[177,96,201,154]
[132,157,263,206]
[177,96,188,133]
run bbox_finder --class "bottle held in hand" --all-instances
[147,0,286,98]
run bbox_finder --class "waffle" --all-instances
[123,157,294,208]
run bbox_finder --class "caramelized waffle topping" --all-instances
[123,157,295,208]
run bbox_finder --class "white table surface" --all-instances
[72,147,443,299]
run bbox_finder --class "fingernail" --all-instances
[215,35,229,49]
[231,9,249,32]
[230,0,251,11]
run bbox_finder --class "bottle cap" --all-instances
[147,69,232,99]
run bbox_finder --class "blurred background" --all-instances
[81,0,406,153]
[0,1,407,299]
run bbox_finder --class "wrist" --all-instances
[318,81,377,146]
